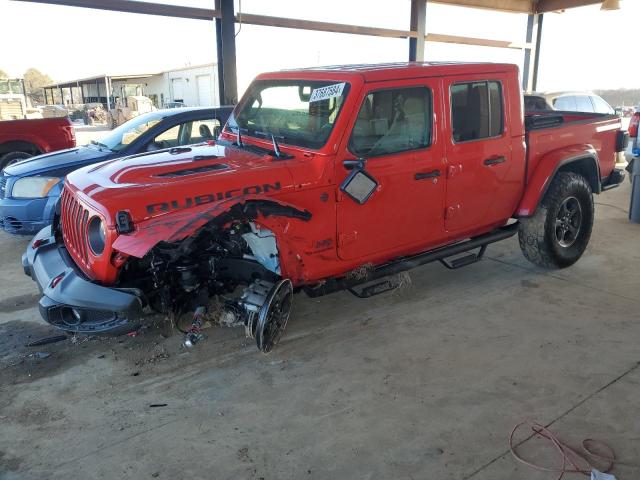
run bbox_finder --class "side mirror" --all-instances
[340,168,378,205]
[343,158,367,170]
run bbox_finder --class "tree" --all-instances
[0,69,7,78]
[23,68,52,104]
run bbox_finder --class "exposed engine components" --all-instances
[184,306,206,348]
[114,215,293,352]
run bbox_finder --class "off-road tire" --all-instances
[0,151,32,170]
[518,172,594,269]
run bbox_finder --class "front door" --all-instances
[336,80,446,261]
[443,75,518,232]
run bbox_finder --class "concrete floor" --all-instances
[1,181,639,480]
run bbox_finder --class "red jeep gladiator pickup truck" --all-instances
[0,117,76,169]
[23,63,626,351]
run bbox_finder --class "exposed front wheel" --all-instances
[256,279,293,353]
[518,172,594,268]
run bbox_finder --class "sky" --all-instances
[0,0,639,95]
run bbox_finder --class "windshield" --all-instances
[97,112,165,152]
[227,80,350,150]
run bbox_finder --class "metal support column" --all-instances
[409,0,426,62]
[104,76,112,114]
[215,1,225,107]
[69,86,74,105]
[59,86,63,105]
[532,13,543,92]
[216,0,238,105]
[522,14,535,92]
[522,13,543,93]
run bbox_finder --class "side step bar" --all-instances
[601,168,626,191]
[304,222,519,298]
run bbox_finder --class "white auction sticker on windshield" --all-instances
[309,83,346,103]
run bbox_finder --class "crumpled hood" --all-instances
[65,143,295,226]
[5,146,109,177]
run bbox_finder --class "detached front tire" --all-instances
[518,172,594,268]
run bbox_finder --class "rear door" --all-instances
[336,79,447,260]
[444,75,520,232]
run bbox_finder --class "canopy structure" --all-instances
[13,0,622,104]
[41,73,157,112]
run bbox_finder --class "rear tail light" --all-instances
[629,112,640,138]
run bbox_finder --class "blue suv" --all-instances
[0,107,231,234]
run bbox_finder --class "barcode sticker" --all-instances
[309,83,346,103]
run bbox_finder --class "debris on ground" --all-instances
[25,335,67,347]
[392,272,413,296]
[509,421,629,480]
[346,263,375,281]
[29,352,51,360]
[184,306,207,347]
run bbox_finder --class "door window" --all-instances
[591,95,614,114]
[575,95,594,112]
[147,124,182,150]
[349,86,432,157]
[553,96,578,111]
[451,81,503,142]
[189,119,221,142]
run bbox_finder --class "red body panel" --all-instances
[517,113,621,216]
[0,117,76,154]
[59,63,622,287]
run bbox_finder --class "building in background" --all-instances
[42,63,219,112]
[147,64,217,108]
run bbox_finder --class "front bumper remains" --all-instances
[22,226,143,335]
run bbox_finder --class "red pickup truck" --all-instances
[0,117,76,169]
[23,62,626,351]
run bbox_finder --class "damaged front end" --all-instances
[24,196,308,352]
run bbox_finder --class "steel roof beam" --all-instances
[14,0,217,20]
[535,0,603,13]
[429,0,534,13]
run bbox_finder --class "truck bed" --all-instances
[525,111,622,182]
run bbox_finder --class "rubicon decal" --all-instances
[146,182,282,215]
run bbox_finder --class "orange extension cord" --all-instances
[509,421,622,479]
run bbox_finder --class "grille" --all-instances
[0,175,7,199]
[60,187,90,268]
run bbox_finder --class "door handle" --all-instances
[483,155,506,166]
[414,170,441,180]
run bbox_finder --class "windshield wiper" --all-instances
[236,128,244,148]
[90,140,112,151]
[230,127,292,159]
[270,134,292,160]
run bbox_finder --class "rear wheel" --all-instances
[518,172,594,268]
[0,151,32,170]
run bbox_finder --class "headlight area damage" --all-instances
[25,197,311,353]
